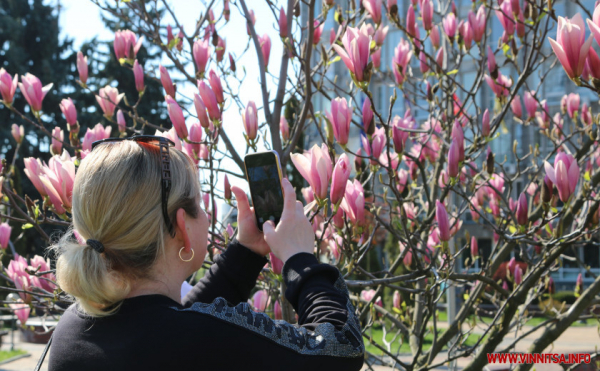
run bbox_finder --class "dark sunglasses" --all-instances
[91,135,176,237]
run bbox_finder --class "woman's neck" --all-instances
[126,275,183,304]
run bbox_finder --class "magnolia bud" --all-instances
[486,150,494,175]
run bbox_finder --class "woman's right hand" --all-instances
[262,178,315,264]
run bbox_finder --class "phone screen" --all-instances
[245,152,284,231]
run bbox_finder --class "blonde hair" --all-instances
[51,140,200,316]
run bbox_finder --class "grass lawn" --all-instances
[363,326,484,355]
[0,349,27,363]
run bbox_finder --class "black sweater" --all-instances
[48,240,365,370]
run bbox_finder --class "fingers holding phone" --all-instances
[262,178,315,264]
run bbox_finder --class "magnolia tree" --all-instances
[0,0,599,369]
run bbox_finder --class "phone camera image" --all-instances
[245,153,284,231]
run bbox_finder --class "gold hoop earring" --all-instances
[179,247,195,262]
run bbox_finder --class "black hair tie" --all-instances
[87,239,105,254]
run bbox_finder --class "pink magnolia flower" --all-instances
[459,21,474,50]
[11,124,23,144]
[587,5,600,49]
[332,25,371,82]
[50,127,64,155]
[9,300,30,327]
[545,153,579,202]
[60,98,77,126]
[549,14,592,80]
[188,121,203,155]
[29,255,56,293]
[468,6,486,43]
[242,101,258,140]
[422,0,433,31]
[274,300,283,320]
[24,158,47,197]
[194,93,210,129]
[393,290,402,309]
[208,70,224,104]
[485,72,512,98]
[514,265,523,285]
[430,25,441,49]
[197,80,221,121]
[313,20,325,44]
[448,139,460,178]
[374,26,388,46]
[43,151,76,210]
[516,193,528,226]
[326,97,352,146]
[496,0,515,36]
[372,48,382,69]
[360,289,376,303]
[482,109,490,136]
[76,52,88,84]
[406,5,417,37]
[113,30,143,61]
[443,13,457,39]
[392,115,410,153]
[0,68,18,104]
[363,0,382,24]
[160,65,176,98]
[19,73,53,113]
[279,7,288,38]
[451,120,465,162]
[523,91,537,120]
[330,154,351,206]
[133,60,144,93]
[575,273,584,294]
[96,85,124,119]
[165,95,188,140]
[511,97,523,118]
[252,290,270,312]
[340,179,366,227]
[246,9,256,35]
[581,102,592,125]
[117,109,126,133]
[436,200,450,242]
[329,28,337,45]
[362,127,386,164]
[155,127,182,151]
[392,38,413,86]
[566,93,580,118]
[0,223,11,249]
[193,39,211,76]
[280,116,290,141]
[291,144,332,201]
[259,34,271,68]
[586,47,600,79]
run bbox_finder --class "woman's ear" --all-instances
[175,208,191,251]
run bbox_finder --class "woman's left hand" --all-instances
[230,186,271,257]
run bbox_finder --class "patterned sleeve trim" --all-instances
[171,273,365,358]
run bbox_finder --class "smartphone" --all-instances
[244,151,285,231]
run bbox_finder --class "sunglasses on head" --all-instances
[91,135,177,237]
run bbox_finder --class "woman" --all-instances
[48,137,365,370]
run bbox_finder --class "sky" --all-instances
[57,0,293,222]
